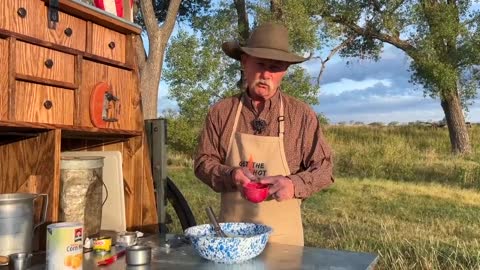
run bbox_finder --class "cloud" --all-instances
[157,82,179,116]
[302,44,412,86]
[308,45,480,123]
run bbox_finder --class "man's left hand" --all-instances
[259,176,294,201]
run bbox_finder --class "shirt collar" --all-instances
[244,89,281,114]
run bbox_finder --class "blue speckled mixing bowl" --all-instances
[184,222,272,264]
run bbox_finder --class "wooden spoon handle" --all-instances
[206,207,227,237]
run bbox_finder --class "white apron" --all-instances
[220,95,304,246]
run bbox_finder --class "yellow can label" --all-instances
[46,222,84,270]
[93,236,112,252]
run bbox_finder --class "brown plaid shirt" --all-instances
[194,90,334,199]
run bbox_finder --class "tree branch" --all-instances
[160,0,181,41]
[139,0,158,38]
[327,15,417,54]
[316,36,355,86]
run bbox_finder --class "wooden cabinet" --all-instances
[0,0,158,251]
[0,0,86,51]
[0,39,8,120]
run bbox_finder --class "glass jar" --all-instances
[60,156,105,237]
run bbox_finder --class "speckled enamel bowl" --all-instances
[184,222,272,264]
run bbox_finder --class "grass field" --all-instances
[166,125,480,269]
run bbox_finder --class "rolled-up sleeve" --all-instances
[288,110,334,199]
[194,109,235,193]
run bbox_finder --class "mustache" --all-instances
[253,79,272,89]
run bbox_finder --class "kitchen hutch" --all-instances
[0,0,158,249]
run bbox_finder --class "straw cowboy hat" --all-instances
[222,22,309,64]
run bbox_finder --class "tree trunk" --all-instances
[233,0,249,89]
[137,0,181,120]
[440,90,472,155]
[270,0,284,20]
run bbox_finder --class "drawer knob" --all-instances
[64,27,73,37]
[17,8,27,18]
[43,100,53,110]
[44,59,54,69]
[108,41,116,49]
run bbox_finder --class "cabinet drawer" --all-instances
[14,81,74,125]
[0,0,46,40]
[45,10,87,52]
[16,41,75,84]
[0,39,8,120]
[90,24,126,63]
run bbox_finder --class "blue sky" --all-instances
[157,3,480,124]
[305,45,480,124]
[158,43,480,124]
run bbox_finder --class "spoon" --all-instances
[205,206,227,237]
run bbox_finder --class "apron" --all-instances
[220,94,304,246]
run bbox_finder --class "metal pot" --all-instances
[126,245,151,265]
[0,193,48,256]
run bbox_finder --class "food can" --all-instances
[46,222,84,270]
[93,236,112,253]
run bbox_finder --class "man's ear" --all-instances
[240,54,248,68]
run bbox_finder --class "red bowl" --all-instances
[243,182,269,203]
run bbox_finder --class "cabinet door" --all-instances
[14,81,74,125]
[79,60,141,130]
[0,0,46,40]
[0,39,8,120]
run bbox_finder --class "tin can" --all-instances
[93,236,112,253]
[46,222,84,270]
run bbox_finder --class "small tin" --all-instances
[117,232,137,247]
[93,236,112,253]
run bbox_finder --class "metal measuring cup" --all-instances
[8,252,32,270]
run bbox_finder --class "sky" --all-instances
[157,3,480,124]
[158,43,480,124]
[304,45,480,124]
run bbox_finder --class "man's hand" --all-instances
[259,175,294,201]
[230,167,258,191]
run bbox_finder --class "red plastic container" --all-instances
[243,182,269,203]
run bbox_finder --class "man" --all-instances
[194,22,334,246]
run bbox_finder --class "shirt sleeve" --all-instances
[287,110,334,199]
[194,108,236,193]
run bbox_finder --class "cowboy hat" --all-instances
[222,22,308,64]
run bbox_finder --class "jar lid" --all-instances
[60,156,104,169]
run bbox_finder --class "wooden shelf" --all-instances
[0,120,142,139]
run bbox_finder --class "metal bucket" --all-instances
[0,193,48,256]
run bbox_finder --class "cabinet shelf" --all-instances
[0,120,142,140]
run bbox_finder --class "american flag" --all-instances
[93,0,134,20]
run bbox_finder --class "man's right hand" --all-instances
[230,167,258,191]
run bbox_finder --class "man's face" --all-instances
[241,55,289,101]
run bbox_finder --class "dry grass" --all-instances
[165,125,480,269]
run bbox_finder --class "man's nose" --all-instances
[259,69,273,79]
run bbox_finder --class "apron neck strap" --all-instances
[278,97,285,137]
